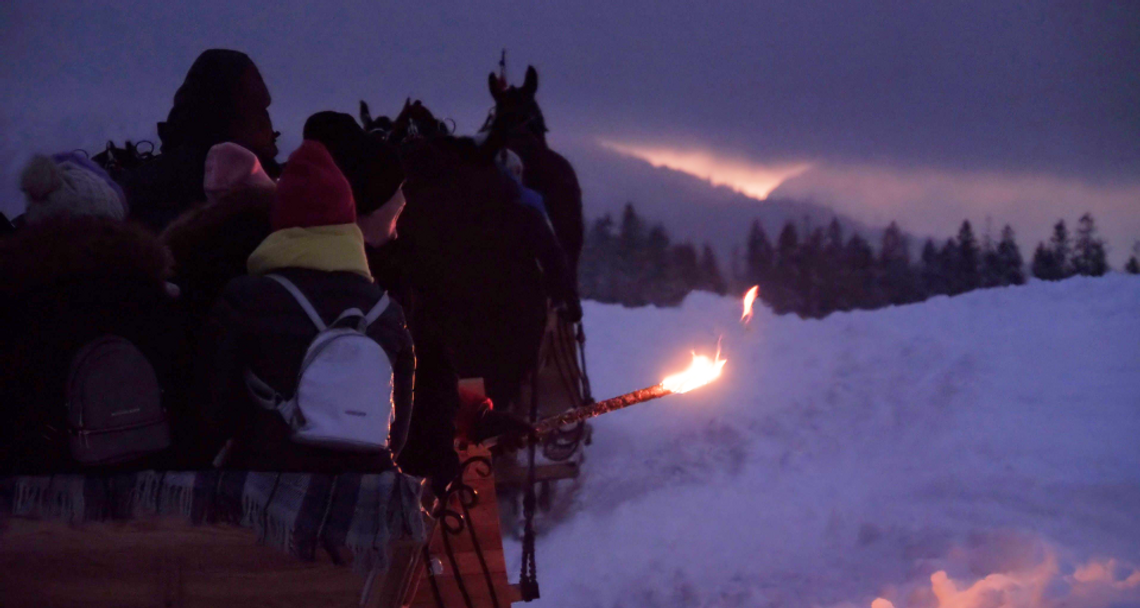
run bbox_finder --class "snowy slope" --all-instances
[509,276,1140,608]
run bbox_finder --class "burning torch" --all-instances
[483,287,754,449]
[482,350,726,449]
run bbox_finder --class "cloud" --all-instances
[598,140,812,199]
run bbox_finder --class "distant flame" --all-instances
[661,350,727,394]
[741,285,759,325]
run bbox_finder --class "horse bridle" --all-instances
[481,104,545,140]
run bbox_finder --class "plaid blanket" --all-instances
[0,470,428,575]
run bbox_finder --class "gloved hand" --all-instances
[473,408,535,453]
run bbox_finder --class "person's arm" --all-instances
[372,299,415,456]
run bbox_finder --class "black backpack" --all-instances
[64,335,171,466]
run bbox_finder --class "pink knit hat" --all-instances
[203,142,275,205]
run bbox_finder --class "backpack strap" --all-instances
[265,274,327,331]
[244,368,302,425]
[363,293,391,328]
[329,292,391,331]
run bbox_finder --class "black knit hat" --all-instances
[303,111,404,216]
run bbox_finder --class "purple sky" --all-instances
[2,1,1138,260]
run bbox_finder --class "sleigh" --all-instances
[0,305,593,608]
[0,443,524,608]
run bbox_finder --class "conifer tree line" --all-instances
[579,203,727,307]
[579,203,1139,313]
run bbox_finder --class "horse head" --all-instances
[385,98,451,143]
[483,65,548,145]
[359,101,394,139]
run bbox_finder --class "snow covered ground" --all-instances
[509,275,1140,608]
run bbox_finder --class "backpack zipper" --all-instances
[71,416,167,446]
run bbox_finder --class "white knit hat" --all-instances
[20,153,128,224]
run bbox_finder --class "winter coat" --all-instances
[369,240,461,492]
[123,50,280,232]
[509,179,580,320]
[503,133,584,282]
[161,187,273,329]
[0,218,185,473]
[202,246,415,473]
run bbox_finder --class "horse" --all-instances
[356,97,548,418]
[482,66,585,280]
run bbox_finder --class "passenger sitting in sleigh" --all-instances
[201,140,414,472]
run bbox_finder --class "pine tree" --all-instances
[1127,257,1140,275]
[580,214,616,302]
[1071,213,1108,276]
[940,238,963,294]
[979,223,1002,288]
[1031,242,1060,281]
[671,243,701,305]
[955,221,981,293]
[699,244,727,295]
[845,233,876,308]
[769,222,801,313]
[821,219,849,311]
[996,225,1025,285]
[799,227,826,317]
[878,221,915,304]
[1049,220,1073,279]
[919,238,945,297]
[825,219,844,255]
[644,224,674,304]
[745,220,774,288]
[617,203,648,305]
[618,203,646,253]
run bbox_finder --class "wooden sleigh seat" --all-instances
[0,377,528,608]
[0,448,522,608]
[0,517,426,607]
[0,469,432,607]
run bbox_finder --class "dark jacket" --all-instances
[0,218,185,473]
[368,242,460,492]
[161,189,273,329]
[505,133,584,280]
[202,267,414,472]
[123,50,280,232]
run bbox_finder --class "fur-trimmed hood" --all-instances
[0,217,172,300]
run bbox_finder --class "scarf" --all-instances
[247,223,372,280]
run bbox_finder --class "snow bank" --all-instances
[510,276,1140,608]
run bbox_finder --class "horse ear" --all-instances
[488,72,502,101]
[360,101,373,128]
[523,66,538,97]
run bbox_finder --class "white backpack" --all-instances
[244,274,395,451]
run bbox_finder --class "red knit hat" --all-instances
[271,140,356,230]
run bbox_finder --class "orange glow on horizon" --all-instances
[599,140,812,200]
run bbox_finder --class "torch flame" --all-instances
[661,350,727,394]
[741,285,759,325]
